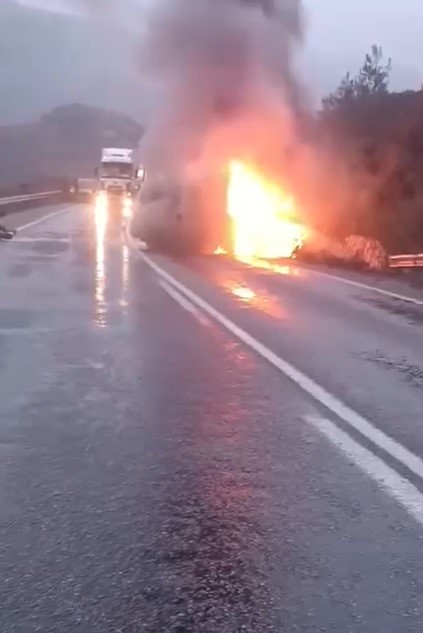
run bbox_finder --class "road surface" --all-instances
[1,201,423,632]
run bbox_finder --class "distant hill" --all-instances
[0,104,143,186]
[0,0,146,124]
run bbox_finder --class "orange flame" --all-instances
[227,161,306,260]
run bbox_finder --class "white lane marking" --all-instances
[306,414,423,528]
[159,280,210,326]
[140,252,423,482]
[16,206,71,232]
[304,267,423,307]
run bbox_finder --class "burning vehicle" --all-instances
[130,158,306,259]
[131,0,309,260]
[130,164,231,255]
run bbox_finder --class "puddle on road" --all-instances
[10,238,69,255]
[29,240,69,255]
[8,263,32,278]
[7,252,62,277]
[0,309,34,330]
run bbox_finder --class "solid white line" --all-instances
[306,414,423,528]
[140,251,423,482]
[159,280,209,326]
[304,267,423,307]
[16,206,71,232]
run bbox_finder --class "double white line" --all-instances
[141,251,423,528]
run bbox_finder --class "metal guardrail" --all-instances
[389,254,423,269]
[0,191,60,207]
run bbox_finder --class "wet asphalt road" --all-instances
[1,202,423,632]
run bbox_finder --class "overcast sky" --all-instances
[19,0,423,96]
[303,0,423,93]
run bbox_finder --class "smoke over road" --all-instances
[139,0,305,175]
[67,1,347,257]
[59,0,305,178]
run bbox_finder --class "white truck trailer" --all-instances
[95,147,144,204]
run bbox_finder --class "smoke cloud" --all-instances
[62,0,147,30]
[139,0,305,175]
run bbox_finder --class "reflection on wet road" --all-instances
[236,254,301,277]
[94,202,108,327]
[229,280,285,319]
[231,283,256,301]
[1,202,423,633]
[121,243,130,308]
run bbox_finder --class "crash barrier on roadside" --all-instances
[389,254,423,268]
[0,190,64,217]
[0,191,60,207]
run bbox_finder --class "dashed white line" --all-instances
[306,414,423,528]
[140,251,423,484]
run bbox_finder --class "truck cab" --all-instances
[97,148,135,198]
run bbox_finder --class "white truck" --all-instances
[95,147,144,206]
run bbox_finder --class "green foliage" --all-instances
[319,47,423,253]
[356,45,392,96]
[321,72,356,111]
[322,45,392,111]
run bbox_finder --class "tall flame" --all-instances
[227,161,305,260]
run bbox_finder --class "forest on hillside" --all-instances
[315,46,423,255]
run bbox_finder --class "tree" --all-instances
[322,45,392,111]
[321,72,356,111]
[355,45,392,96]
